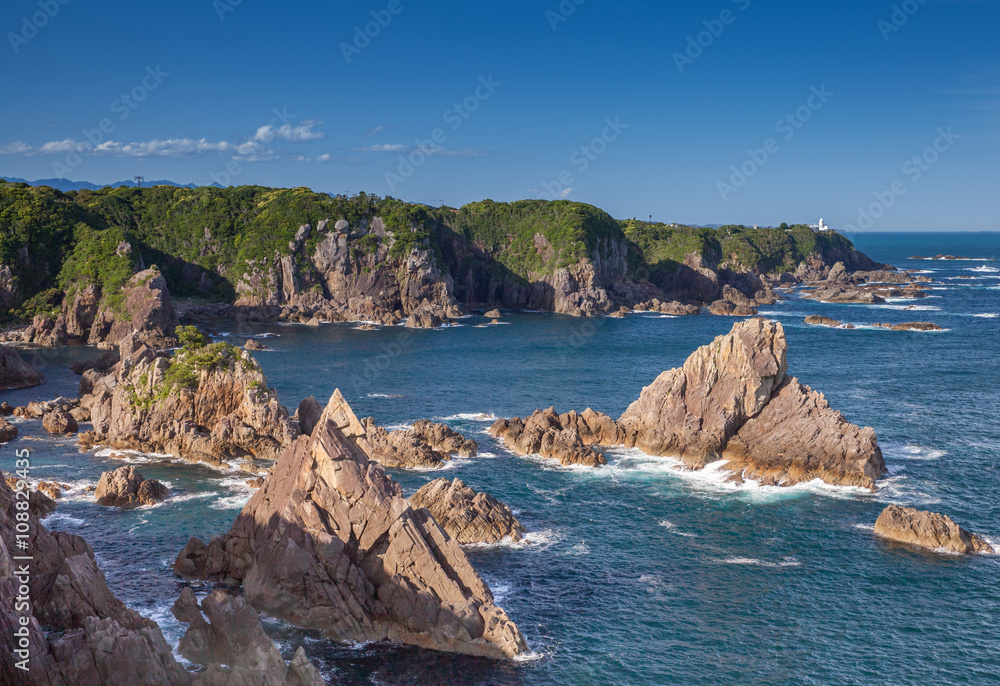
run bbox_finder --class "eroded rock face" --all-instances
[0,418,16,444]
[0,476,193,686]
[360,417,479,469]
[171,587,325,686]
[94,465,168,509]
[87,268,180,350]
[491,320,886,490]
[174,391,527,659]
[489,408,609,467]
[410,478,526,545]
[42,409,78,434]
[874,505,994,555]
[0,343,44,389]
[85,334,298,468]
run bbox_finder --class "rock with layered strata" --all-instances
[174,390,527,659]
[85,333,299,467]
[0,343,44,389]
[803,284,885,304]
[874,505,994,555]
[406,299,448,328]
[411,420,478,457]
[94,465,168,509]
[489,408,609,467]
[171,587,325,686]
[619,319,886,489]
[410,478,526,545]
[361,418,449,469]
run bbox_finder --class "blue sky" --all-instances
[2,0,998,230]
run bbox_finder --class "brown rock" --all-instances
[406,299,447,328]
[872,321,943,332]
[804,315,855,329]
[411,478,526,545]
[243,339,268,351]
[489,408,609,467]
[87,267,180,350]
[294,395,322,437]
[874,505,994,555]
[0,418,16,444]
[708,299,758,316]
[175,390,527,659]
[94,465,168,509]
[484,309,502,318]
[42,409,79,434]
[0,343,44,389]
[0,401,12,415]
[171,587,325,686]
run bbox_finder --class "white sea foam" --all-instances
[967,265,999,273]
[853,523,875,532]
[876,475,942,507]
[658,520,698,537]
[463,528,559,551]
[437,412,498,422]
[718,556,802,568]
[96,447,174,461]
[871,303,941,312]
[883,444,947,461]
[366,393,404,399]
[973,313,998,318]
[209,493,253,510]
[41,512,87,528]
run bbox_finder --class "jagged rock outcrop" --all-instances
[87,268,180,349]
[492,320,885,490]
[360,417,479,469]
[171,587,325,686]
[489,408,609,467]
[0,343,44,389]
[174,390,527,659]
[410,478,526,545]
[84,333,299,468]
[0,418,16,443]
[0,476,193,686]
[94,465,169,509]
[874,505,995,555]
[294,396,322,437]
[708,299,758,316]
[804,316,854,329]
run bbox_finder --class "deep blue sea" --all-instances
[4,232,999,685]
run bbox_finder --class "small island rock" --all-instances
[874,505,994,555]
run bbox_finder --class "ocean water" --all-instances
[4,232,999,685]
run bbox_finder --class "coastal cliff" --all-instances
[0,182,887,332]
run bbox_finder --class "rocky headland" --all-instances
[174,391,528,658]
[491,319,886,490]
[874,505,994,555]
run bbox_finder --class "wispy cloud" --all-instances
[0,119,327,161]
[364,124,390,138]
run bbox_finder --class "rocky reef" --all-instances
[174,391,528,659]
[491,319,886,490]
[410,478,526,545]
[363,418,479,469]
[94,465,169,509]
[874,505,994,555]
[82,329,298,468]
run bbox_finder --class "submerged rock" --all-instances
[410,478,526,545]
[872,321,943,332]
[94,465,168,509]
[0,343,44,389]
[874,505,994,555]
[174,390,527,659]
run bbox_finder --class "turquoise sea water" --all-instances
[4,232,999,685]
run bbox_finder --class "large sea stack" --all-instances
[491,319,887,490]
[174,390,527,659]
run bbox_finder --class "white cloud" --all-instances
[348,144,491,158]
[364,124,387,138]
[253,119,325,143]
[560,187,573,198]
[0,141,34,155]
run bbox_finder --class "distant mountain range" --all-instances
[0,176,220,191]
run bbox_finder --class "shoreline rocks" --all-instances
[410,478,526,545]
[94,465,168,509]
[490,408,609,467]
[174,390,528,659]
[804,316,854,329]
[872,321,943,332]
[0,343,44,389]
[874,505,994,555]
